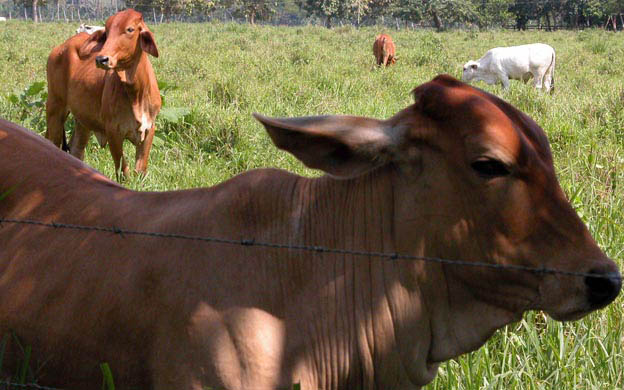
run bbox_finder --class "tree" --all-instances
[296,0,348,27]
[509,0,537,29]
[13,0,48,21]
[223,0,277,24]
[474,0,513,29]
[392,0,424,25]
[358,0,394,25]
[126,0,217,21]
[390,0,479,30]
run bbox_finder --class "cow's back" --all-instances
[525,43,555,65]
[373,34,395,65]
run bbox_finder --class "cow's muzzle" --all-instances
[585,269,622,309]
[95,55,111,69]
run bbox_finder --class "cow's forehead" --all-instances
[105,9,143,30]
[413,76,552,165]
[469,93,552,165]
[478,89,552,163]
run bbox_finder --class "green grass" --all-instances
[0,21,623,389]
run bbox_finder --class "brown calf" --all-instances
[373,33,396,66]
[0,75,620,389]
[46,9,161,178]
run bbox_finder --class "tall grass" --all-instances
[0,21,622,389]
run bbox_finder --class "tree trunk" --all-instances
[546,12,551,31]
[33,0,38,22]
[326,15,331,28]
[431,10,442,31]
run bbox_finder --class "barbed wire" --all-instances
[0,381,63,390]
[0,217,620,281]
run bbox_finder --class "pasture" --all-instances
[0,20,623,389]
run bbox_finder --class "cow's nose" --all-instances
[95,56,109,67]
[585,269,622,308]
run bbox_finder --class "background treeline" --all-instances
[1,0,624,30]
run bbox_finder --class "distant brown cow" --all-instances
[0,75,620,390]
[46,9,161,178]
[373,33,396,66]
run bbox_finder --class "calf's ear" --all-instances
[140,30,159,57]
[254,113,398,179]
[78,30,105,58]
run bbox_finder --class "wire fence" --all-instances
[0,217,619,281]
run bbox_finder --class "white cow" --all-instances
[0,16,7,22]
[76,23,104,34]
[462,43,555,92]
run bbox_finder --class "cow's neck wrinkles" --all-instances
[287,167,429,390]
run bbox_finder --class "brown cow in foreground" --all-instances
[373,33,396,66]
[46,9,161,178]
[0,75,620,390]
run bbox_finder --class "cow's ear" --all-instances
[78,29,105,58]
[140,30,159,57]
[254,114,398,178]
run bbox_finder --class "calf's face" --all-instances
[462,60,479,82]
[81,9,158,71]
[255,75,620,327]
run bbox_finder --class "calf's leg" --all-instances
[134,125,155,174]
[68,121,92,160]
[45,95,68,149]
[532,71,545,90]
[497,73,511,89]
[107,130,129,179]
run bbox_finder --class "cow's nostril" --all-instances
[95,56,109,65]
[585,269,622,308]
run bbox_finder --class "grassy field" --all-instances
[0,20,623,389]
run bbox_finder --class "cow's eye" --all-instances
[127,27,135,33]
[471,158,510,178]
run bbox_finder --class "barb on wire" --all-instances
[0,217,620,281]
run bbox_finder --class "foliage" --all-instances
[296,0,348,27]
[7,81,47,132]
[100,362,116,390]
[126,0,217,20]
[223,0,278,24]
[6,0,624,29]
